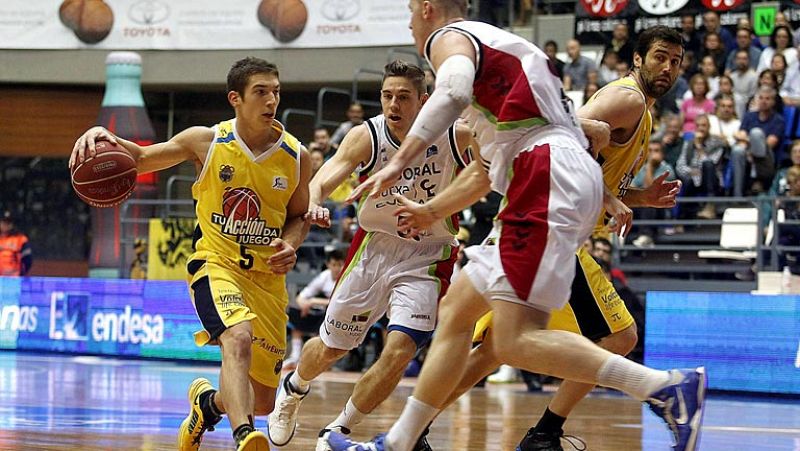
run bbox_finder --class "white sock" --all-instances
[385,397,439,451]
[289,337,303,360]
[596,355,675,401]
[288,370,311,393]
[326,398,365,431]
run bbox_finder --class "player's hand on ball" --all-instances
[70,126,118,168]
[304,203,331,228]
[268,238,297,274]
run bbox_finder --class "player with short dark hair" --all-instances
[70,56,312,451]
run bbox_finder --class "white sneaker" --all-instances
[487,364,519,383]
[316,425,351,451]
[267,371,308,447]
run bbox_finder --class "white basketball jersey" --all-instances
[357,114,470,243]
[424,20,588,194]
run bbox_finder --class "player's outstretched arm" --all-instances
[69,125,211,175]
[270,147,312,274]
[394,160,490,234]
[306,124,371,227]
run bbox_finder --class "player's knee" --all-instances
[220,326,252,361]
[609,324,638,355]
[377,341,416,372]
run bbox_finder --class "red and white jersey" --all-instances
[356,114,470,243]
[424,20,588,194]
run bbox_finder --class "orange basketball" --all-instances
[59,0,114,44]
[257,0,308,43]
[71,140,137,208]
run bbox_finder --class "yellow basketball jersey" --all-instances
[191,119,301,275]
[588,77,652,238]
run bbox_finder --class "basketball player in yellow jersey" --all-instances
[69,57,312,451]
[438,27,687,450]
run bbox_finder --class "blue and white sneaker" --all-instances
[646,367,707,451]
[327,431,386,451]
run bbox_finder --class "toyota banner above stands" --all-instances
[0,0,413,49]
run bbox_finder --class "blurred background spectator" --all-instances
[0,210,32,277]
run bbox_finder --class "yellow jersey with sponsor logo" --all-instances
[589,76,652,238]
[191,119,301,275]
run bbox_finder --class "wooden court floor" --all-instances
[0,352,798,450]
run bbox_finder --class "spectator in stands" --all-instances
[284,249,345,370]
[758,26,797,73]
[658,114,685,169]
[330,102,364,147]
[748,69,785,113]
[598,49,620,86]
[0,210,32,277]
[310,148,325,177]
[716,75,747,118]
[631,140,676,248]
[677,114,727,219]
[681,14,703,56]
[310,126,337,159]
[591,237,627,286]
[604,23,634,65]
[684,55,720,101]
[730,49,759,114]
[774,11,799,48]
[725,27,762,73]
[780,58,800,107]
[615,60,630,81]
[709,94,741,148]
[776,166,800,271]
[769,140,800,197]
[733,86,785,196]
[583,81,600,105]
[543,40,565,79]
[772,53,789,88]
[680,49,699,81]
[703,11,736,55]
[563,38,597,91]
[701,32,728,76]
[681,74,716,133]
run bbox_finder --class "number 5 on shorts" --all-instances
[239,245,254,270]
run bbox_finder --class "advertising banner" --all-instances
[573,0,788,45]
[147,218,195,281]
[0,276,219,362]
[645,291,800,395]
[0,0,413,50]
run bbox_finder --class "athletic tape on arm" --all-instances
[408,54,475,144]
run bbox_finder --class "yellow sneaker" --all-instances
[177,378,220,451]
[237,430,269,451]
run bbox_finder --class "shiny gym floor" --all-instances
[0,352,797,450]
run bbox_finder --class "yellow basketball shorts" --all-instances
[188,256,288,388]
[472,246,633,343]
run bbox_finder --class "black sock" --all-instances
[199,390,222,423]
[534,407,566,434]
[233,423,255,444]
